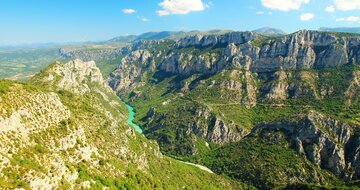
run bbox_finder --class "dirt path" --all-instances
[180,161,214,174]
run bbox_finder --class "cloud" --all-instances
[325,5,335,12]
[300,13,315,21]
[138,16,150,22]
[261,0,310,11]
[335,0,360,11]
[256,11,265,14]
[123,9,136,14]
[156,0,206,16]
[336,16,360,22]
[206,1,213,8]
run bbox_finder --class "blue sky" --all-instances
[0,0,359,45]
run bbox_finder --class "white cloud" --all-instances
[156,0,206,16]
[138,16,150,22]
[300,13,315,21]
[268,11,273,15]
[325,5,335,12]
[261,0,310,11]
[256,11,265,14]
[123,9,136,14]
[335,0,360,11]
[336,16,360,22]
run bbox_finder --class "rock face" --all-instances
[175,31,261,48]
[345,70,360,105]
[191,106,246,145]
[40,59,105,94]
[109,50,154,92]
[59,48,124,62]
[252,111,360,179]
[259,70,321,101]
[0,92,70,149]
[144,104,248,156]
[264,70,290,100]
[109,30,360,95]
[59,39,169,62]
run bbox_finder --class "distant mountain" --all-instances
[107,35,137,43]
[108,29,233,42]
[319,27,360,34]
[108,31,184,42]
[137,31,185,40]
[252,27,287,36]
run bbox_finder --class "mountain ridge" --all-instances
[320,27,360,34]
[252,27,287,36]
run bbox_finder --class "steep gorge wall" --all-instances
[109,30,360,95]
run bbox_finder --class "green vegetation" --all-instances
[0,65,244,189]
[0,41,127,81]
[124,65,360,159]
[0,79,13,94]
[95,58,122,76]
[250,36,280,47]
[0,47,63,80]
[201,133,340,189]
[118,58,360,189]
[329,32,360,38]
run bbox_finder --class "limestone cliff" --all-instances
[109,30,360,96]
[252,111,360,180]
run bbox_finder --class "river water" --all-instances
[119,99,215,173]
[120,98,143,133]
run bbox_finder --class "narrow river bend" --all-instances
[119,98,215,173]
[119,98,143,134]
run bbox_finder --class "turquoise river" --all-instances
[120,98,143,133]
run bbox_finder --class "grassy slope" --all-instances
[0,71,247,189]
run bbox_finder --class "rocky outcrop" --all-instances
[0,91,70,154]
[264,70,290,100]
[191,106,247,145]
[247,30,359,71]
[194,69,258,106]
[109,50,155,93]
[59,39,170,62]
[165,30,359,75]
[345,70,360,105]
[40,59,105,94]
[175,31,261,48]
[261,70,320,101]
[59,48,124,62]
[146,104,247,147]
[252,111,360,179]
